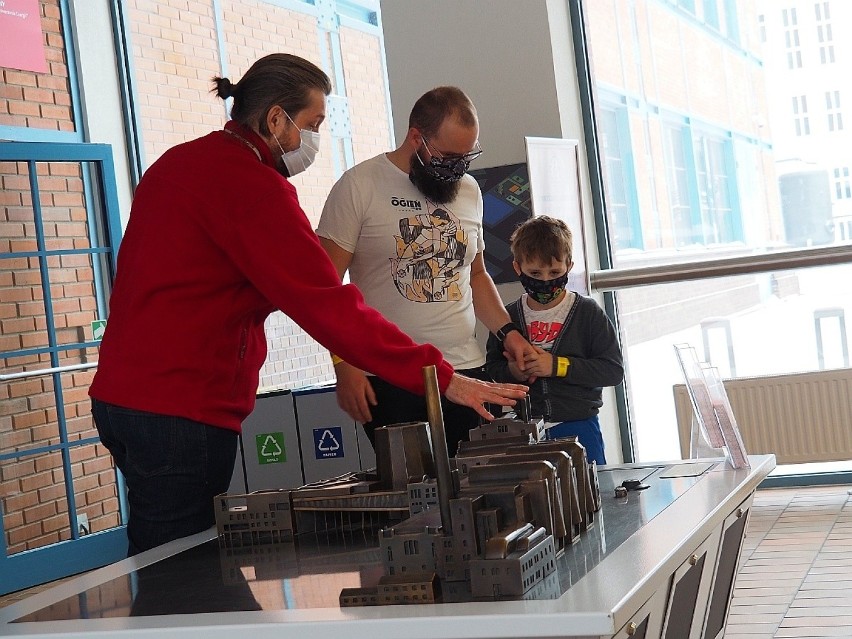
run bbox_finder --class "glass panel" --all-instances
[583,0,851,269]
[2,161,49,359]
[71,442,121,536]
[1,375,61,453]
[37,161,88,253]
[583,0,852,471]
[48,252,99,366]
[619,263,852,461]
[1,449,71,554]
[0,442,118,556]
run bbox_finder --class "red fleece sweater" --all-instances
[89,121,454,432]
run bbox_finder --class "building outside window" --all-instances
[826,90,843,132]
[792,95,810,136]
[582,0,852,464]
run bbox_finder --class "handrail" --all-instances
[590,244,852,292]
[0,362,98,382]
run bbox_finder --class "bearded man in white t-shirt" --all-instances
[317,86,534,456]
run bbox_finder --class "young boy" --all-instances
[485,216,623,465]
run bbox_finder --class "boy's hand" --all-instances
[522,345,555,378]
[506,359,529,382]
[502,331,539,383]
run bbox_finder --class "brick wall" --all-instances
[126,0,223,165]
[340,25,392,164]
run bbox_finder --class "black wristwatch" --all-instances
[495,322,522,342]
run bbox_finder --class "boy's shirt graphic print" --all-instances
[522,291,574,352]
[527,319,564,351]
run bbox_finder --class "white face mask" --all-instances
[275,111,320,177]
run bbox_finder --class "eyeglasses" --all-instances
[422,136,483,175]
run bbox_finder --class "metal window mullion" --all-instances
[82,163,110,322]
[0,246,111,261]
[27,161,82,541]
[568,0,631,461]
[0,437,102,463]
[106,0,146,187]
[1,342,101,367]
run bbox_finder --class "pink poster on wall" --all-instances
[0,0,48,73]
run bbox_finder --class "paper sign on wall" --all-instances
[0,0,48,73]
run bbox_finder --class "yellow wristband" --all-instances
[330,354,344,366]
[556,356,570,378]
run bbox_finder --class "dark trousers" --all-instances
[91,399,238,556]
[362,366,490,457]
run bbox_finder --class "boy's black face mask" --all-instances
[519,272,569,304]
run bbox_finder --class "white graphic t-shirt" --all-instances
[521,291,575,351]
[317,154,485,368]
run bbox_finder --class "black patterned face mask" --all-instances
[418,136,482,182]
[519,272,569,304]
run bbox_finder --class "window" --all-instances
[826,91,843,132]
[816,2,836,63]
[663,124,696,246]
[581,0,852,466]
[793,95,810,136]
[599,105,641,251]
[834,167,851,200]
[702,0,719,30]
[693,133,738,245]
[783,8,802,69]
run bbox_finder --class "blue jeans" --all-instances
[547,415,607,465]
[91,399,238,556]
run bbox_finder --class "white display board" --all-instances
[524,137,589,295]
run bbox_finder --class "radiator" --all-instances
[674,368,852,465]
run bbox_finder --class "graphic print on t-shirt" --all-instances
[390,202,468,303]
[527,320,564,350]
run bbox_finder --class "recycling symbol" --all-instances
[255,432,286,465]
[261,435,283,457]
[318,429,340,452]
[313,426,344,459]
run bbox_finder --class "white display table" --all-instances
[0,455,775,639]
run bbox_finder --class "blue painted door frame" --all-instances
[0,141,127,594]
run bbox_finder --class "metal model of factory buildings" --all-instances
[215,367,601,604]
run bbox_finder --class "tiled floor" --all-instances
[726,485,852,638]
[2,485,851,638]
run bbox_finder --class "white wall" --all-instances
[380,0,624,461]
[69,0,134,227]
[381,0,562,166]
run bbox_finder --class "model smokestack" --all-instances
[516,395,531,422]
[422,365,453,534]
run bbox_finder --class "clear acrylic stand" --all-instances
[675,343,749,469]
